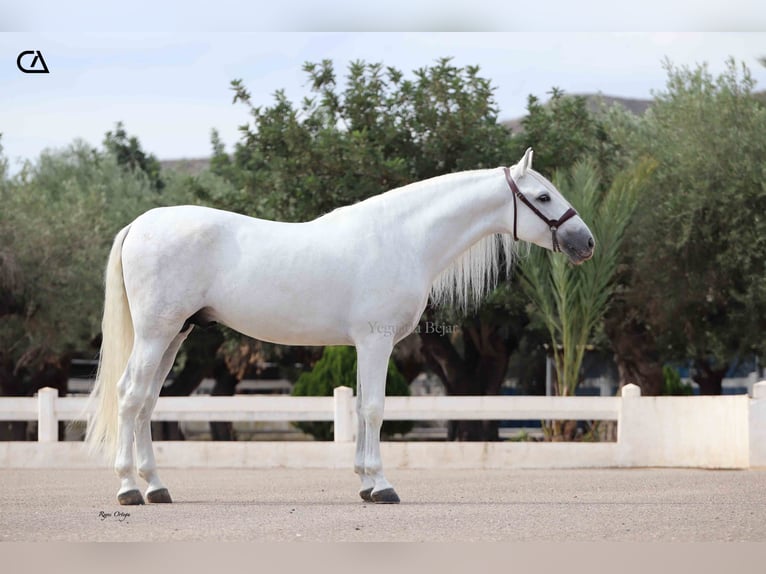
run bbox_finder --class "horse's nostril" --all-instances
[587,237,595,249]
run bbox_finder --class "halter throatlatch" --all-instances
[503,167,578,253]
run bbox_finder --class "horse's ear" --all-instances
[515,147,534,176]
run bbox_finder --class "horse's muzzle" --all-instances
[560,230,595,265]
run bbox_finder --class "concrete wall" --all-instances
[618,391,750,468]
[749,382,766,468]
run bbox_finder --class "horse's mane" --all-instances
[322,168,525,314]
[429,232,521,314]
[380,169,524,314]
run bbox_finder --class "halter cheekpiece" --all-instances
[503,167,578,253]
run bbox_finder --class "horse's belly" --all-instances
[207,293,354,346]
[205,275,425,347]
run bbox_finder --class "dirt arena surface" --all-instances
[1,467,765,542]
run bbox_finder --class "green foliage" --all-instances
[662,366,693,396]
[103,122,164,192]
[210,58,511,222]
[520,160,654,396]
[291,346,412,440]
[0,139,178,382]
[0,134,7,182]
[162,167,241,210]
[610,58,766,369]
[516,89,596,173]
[513,88,624,182]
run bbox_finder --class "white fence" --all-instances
[1,383,766,469]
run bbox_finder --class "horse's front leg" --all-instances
[356,341,399,504]
[354,368,375,502]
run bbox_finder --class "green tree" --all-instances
[511,89,627,183]
[0,136,23,325]
[0,134,7,180]
[516,90,597,174]
[608,58,766,394]
[103,122,164,191]
[291,346,412,440]
[520,160,653,438]
[0,142,160,354]
[0,141,165,437]
[213,58,510,221]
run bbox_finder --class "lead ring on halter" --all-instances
[503,167,578,253]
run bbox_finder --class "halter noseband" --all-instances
[503,167,578,253]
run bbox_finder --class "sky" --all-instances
[1,31,766,171]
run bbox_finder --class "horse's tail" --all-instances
[85,224,134,462]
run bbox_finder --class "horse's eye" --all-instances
[538,194,551,203]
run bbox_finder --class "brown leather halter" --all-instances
[503,167,578,253]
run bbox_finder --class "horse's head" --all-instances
[504,148,594,265]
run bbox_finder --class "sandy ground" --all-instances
[1,467,765,542]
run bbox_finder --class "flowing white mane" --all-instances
[348,167,526,315]
[429,232,520,313]
[324,168,522,315]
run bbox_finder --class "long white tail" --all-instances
[85,224,134,461]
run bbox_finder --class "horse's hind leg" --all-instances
[114,335,175,505]
[135,329,192,503]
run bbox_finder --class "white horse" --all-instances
[86,148,594,505]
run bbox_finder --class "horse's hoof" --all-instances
[359,488,373,502]
[117,489,145,505]
[146,488,173,504]
[371,488,400,504]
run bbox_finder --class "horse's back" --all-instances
[130,204,263,237]
[119,206,357,344]
[125,205,299,261]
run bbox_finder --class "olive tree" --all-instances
[607,58,766,394]
[0,140,166,437]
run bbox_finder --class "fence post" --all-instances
[37,387,58,442]
[750,381,766,467]
[333,386,354,443]
[616,383,641,466]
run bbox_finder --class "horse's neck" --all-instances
[390,170,510,279]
